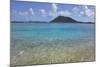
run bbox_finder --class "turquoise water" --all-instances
[10,23,95,66]
[11,23,94,40]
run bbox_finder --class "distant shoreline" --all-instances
[11,21,95,24]
[11,16,95,24]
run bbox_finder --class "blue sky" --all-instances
[11,0,95,22]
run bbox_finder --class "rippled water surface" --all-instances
[10,23,95,66]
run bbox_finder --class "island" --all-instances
[50,16,94,24]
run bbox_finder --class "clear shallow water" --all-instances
[11,23,95,66]
[11,23,94,40]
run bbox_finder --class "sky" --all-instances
[11,0,95,22]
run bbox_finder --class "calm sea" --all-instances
[10,23,95,66]
[11,23,94,40]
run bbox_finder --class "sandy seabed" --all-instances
[10,38,95,66]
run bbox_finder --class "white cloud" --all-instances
[49,3,58,17]
[81,6,95,18]
[29,8,34,15]
[72,6,95,18]
[85,6,94,17]
[18,8,35,16]
[58,10,72,16]
[17,8,35,21]
[40,9,47,17]
[49,10,72,18]
[52,3,58,13]
[49,3,72,17]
